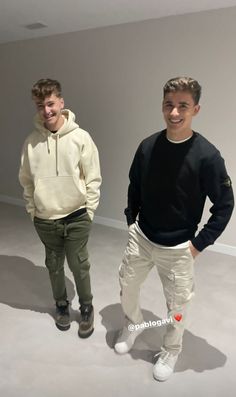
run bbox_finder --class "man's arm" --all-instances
[80,132,102,220]
[19,142,35,220]
[189,241,200,258]
[124,145,142,226]
[191,152,234,252]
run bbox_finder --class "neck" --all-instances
[45,115,64,132]
[166,128,193,142]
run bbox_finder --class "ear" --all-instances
[193,104,200,116]
[161,100,165,112]
[60,97,65,109]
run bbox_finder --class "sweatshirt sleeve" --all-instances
[192,152,234,251]
[80,132,102,220]
[18,142,35,220]
[124,144,142,226]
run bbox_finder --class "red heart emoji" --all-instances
[174,313,182,322]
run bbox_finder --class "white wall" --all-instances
[0,7,235,247]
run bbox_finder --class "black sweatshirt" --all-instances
[125,130,234,252]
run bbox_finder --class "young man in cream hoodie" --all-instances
[19,78,101,338]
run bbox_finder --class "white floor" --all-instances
[0,202,236,397]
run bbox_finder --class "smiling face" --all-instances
[162,91,200,141]
[34,93,65,131]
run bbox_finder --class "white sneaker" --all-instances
[114,320,144,354]
[153,349,179,382]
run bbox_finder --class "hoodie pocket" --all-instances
[34,175,86,215]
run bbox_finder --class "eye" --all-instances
[164,103,173,109]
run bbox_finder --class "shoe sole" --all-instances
[78,327,94,338]
[153,374,169,382]
[56,323,71,331]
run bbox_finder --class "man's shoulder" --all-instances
[72,127,90,138]
[22,129,41,146]
[69,127,95,147]
[193,132,221,158]
[139,130,165,150]
[142,130,164,143]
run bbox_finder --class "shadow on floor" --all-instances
[99,303,227,373]
[0,255,78,321]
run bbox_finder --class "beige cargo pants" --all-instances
[119,223,195,355]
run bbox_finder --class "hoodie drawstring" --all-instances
[47,136,50,154]
[56,135,59,176]
[47,134,59,175]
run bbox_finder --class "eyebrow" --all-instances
[36,100,54,106]
[163,100,190,106]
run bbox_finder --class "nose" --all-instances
[170,107,179,116]
[44,106,51,115]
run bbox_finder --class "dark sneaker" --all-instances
[55,301,70,331]
[78,304,94,338]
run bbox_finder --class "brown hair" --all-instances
[163,77,201,104]
[31,78,62,100]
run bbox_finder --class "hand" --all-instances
[189,241,200,258]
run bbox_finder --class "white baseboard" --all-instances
[94,215,236,256]
[94,215,127,230]
[1,194,235,256]
[0,194,25,207]
[206,243,236,257]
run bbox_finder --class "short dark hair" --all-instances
[163,77,201,104]
[31,78,62,100]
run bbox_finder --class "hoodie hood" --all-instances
[33,109,80,175]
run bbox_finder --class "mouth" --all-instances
[45,113,55,121]
[169,119,183,125]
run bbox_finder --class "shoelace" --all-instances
[82,313,89,321]
[80,306,92,321]
[154,351,172,365]
[57,305,68,315]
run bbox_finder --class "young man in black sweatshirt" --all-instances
[114,77,234,381]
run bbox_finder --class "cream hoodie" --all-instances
[19,109,101,220]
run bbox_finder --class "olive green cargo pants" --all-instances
[34,212,93,306]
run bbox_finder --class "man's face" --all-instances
[34,93,64,131]
[162,91,200,137]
